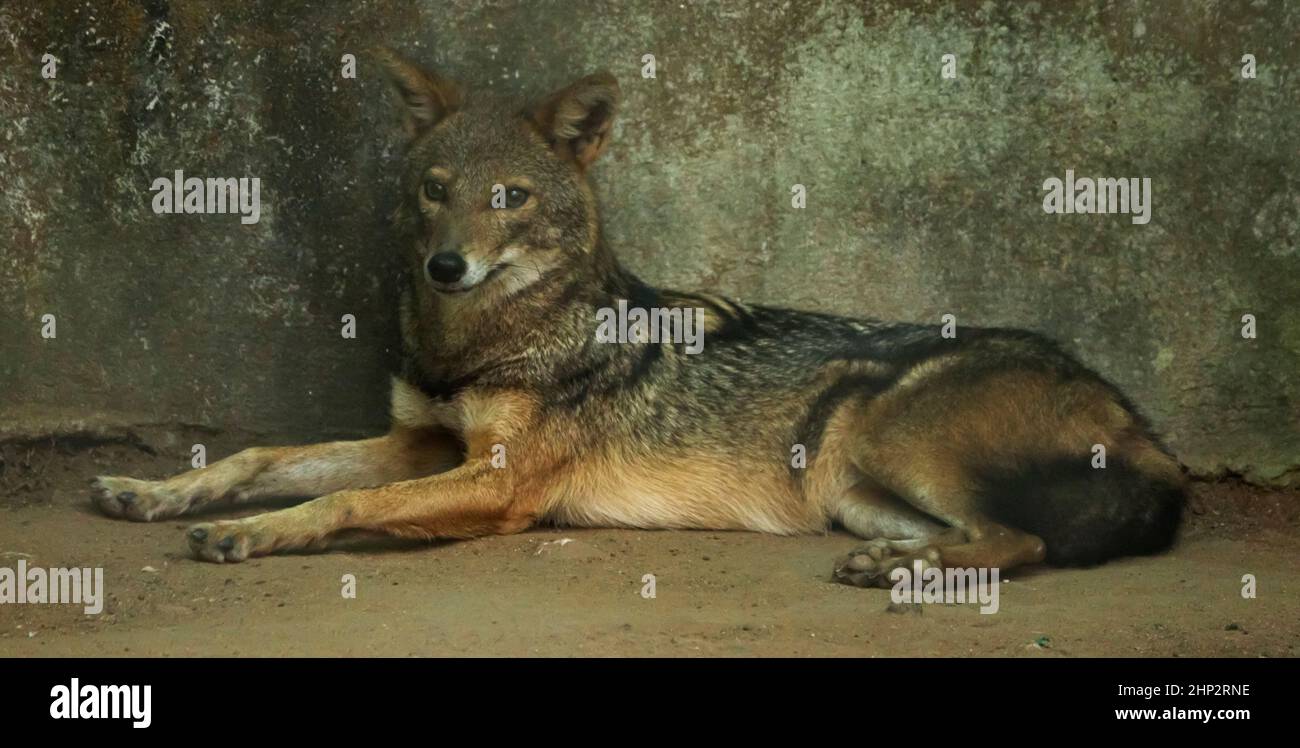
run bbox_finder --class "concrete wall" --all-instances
[1,1,1297,484]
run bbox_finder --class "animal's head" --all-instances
[377,48,620,302]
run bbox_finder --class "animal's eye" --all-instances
[423,180,447,202]
[505,187,529,209]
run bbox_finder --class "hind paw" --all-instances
[832,545,942,588]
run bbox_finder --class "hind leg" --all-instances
[832,472,1044,588]
[832,442,1045,588]
[834,516,1044,588]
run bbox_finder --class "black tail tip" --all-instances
[979,457,1186,568]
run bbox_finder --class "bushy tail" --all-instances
[977,456,1185,567]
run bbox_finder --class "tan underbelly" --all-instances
[540,454,825,535]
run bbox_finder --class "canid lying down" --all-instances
[92,49,1184,585]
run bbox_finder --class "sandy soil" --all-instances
[1,438,1297,657]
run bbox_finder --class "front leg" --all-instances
[92,427,459,522]
[185,459,532,562]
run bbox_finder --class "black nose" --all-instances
[426,252,467,284]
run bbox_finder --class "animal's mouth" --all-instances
[432,263,508,295]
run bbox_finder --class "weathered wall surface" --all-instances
[1,1,1297,483]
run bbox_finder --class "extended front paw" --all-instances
[91,476,188,521]
[186,520,263,563]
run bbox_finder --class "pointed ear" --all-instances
[373,47,463,138]
[530,72,620,169]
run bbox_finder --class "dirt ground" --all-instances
[0,437,1297,657]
